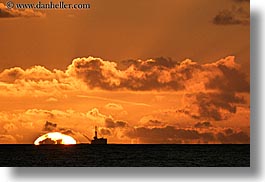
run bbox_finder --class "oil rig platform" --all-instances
[91,126,107,144]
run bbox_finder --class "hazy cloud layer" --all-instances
[0,134,17,143]
[0,107,249,144]
[104,103,124,111]
[0,108,109,143]
[216,131,249,144]
[127,126,249,144]
[0,3,45,18]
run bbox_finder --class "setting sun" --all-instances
[34,132,77,145]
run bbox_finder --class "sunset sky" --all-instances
[0,0,250,144]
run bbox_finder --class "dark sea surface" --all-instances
[0,144,249,167]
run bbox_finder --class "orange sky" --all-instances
[0,0,250,144]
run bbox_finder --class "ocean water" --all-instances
[0,144,249,167]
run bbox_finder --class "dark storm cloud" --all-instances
[0,3,45,18]
[100,128,111,136]
[67,56,248,92]
[213,1,249,25]
[59,128,75,135]
[224,128,234,135]
[0,67,24,82]
[67,57,184,91]
[178,91,245,121]
[176,56,248,121]
[178,56,248,121]
[105,118,127,128]
[217,131,249,144]
[43,121,75,135]
[194,121,212,128]
[148,120,163,125]
[194,92,244,121]
[213,10,245,25]
[69,58,107,89]
[43,121,57,132]
[233,0,249,3]
[206,63,249,92]
[118,57,178,70]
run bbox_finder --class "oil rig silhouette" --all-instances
[91,126,107,144]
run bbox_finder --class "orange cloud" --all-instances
[0,56,249,121]
[0,56,248,93]
[0,3,45,18]
[65,56,249,92]
[0,56,249,144]
[0,65,86,97]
